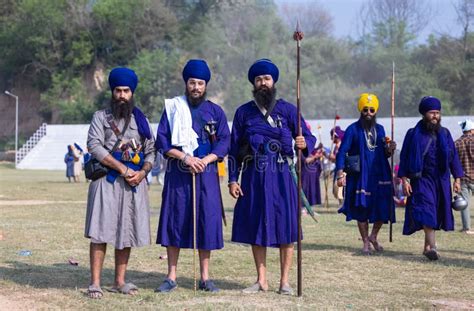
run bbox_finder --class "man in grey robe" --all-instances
[85,67,155,298]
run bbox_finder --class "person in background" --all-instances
[301,123,322,207]
[64,145,75,182]
[72,143,83,182]
[454,118,474,235]
[328,126,345,205]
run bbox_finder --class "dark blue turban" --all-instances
[182,59,211,83]
[419,96,441,115]
[248,58,279,84]
[108,67,138,93]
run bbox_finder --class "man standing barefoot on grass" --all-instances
[228,59,315,295]
[85,67,155,298]
[155,59,230,293]
[398,96,463,260]
[336,93,396,255]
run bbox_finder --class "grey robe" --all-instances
[85,109,155,249]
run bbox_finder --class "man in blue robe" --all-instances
[398,96,463,260]
[228,59,316,295]
[155,59,230,292]
[301,141,323,206]
[336,93,396,255]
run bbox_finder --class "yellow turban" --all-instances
[357,93,379,112]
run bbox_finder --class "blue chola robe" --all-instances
[300,152,322,206]
[336,121,395,223]
[155,99,230,250]
[398,121,463,235]
[229,99,316,247]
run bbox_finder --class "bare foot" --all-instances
[362,239,372,255]
[368,237,384,252]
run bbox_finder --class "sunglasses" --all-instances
[362,107,376,114]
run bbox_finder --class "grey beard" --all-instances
[110,97,134,120]
[253,86,276,110]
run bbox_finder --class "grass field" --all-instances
[0,163,473,310]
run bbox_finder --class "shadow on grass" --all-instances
[303,243,474,268]
[1,261,243,290]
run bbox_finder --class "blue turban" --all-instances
[419,96,441,115]
[182,59,211,83]
[108,67,138,93]
[248,58,279,84]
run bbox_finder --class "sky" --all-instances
[276,0,461,44]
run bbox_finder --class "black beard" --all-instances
[422,116,441,133]
[253,86,276,110]
[359,113,377,130]
[185,89,206,106]
[110,97,134,119]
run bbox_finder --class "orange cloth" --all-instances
[217,161,226,177]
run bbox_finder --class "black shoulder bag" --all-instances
[344,154,360,174]
[85,114,131,181]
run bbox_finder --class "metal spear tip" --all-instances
[293,19,304,41]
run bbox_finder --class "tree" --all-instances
[453,0,474,60]
[357,0,432,50]
[278,1,333,37]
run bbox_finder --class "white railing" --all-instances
[16,123,47,165]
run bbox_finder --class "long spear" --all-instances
[293,20,304,298]
[389,62,395,242]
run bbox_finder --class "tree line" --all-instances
[0,0,472,125]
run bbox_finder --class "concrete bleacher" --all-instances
[16,116,471,170]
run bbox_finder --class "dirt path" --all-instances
[0,200,86,206]
[0,293,47,310]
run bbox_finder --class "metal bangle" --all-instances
[181,153,190,164]
[121,166,129,177]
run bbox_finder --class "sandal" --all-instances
[87,285,103,299]
[242,282,268,294]
[108,282,138,295]
[278,284,294,295]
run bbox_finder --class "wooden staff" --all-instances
[293,20,304,298]
[390,62,395,242]
[192,172,197,293]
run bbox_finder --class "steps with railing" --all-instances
[16,123,47,165]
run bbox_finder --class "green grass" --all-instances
[0,163,473,309]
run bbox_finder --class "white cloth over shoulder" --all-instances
[165,95,199,155]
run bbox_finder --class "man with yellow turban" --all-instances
[336,93,396,254]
